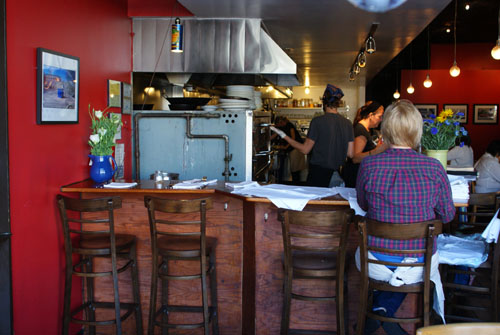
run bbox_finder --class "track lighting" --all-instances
[366,36,376,54]
[354,63,361,74]
[357,52,367,68]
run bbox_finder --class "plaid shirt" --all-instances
[356,148,455,256]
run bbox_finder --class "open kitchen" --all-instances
[2,1,500,335]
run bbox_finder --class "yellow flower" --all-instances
[436,116,445,123]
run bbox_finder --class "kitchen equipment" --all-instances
[150,171,180,181]
[252,111,273,182]
[166,97,211,110]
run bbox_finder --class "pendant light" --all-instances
[492,5,500,60]
[423,27,433,88]
[357,51,367,68]
[449,0,460,77]
[393,90,401,99]
[407,44,415,94]
[393,60,400,99]
[305,87,310,94]
[366,36,376,54]
[171,17,184,53]
[354,63,361,74]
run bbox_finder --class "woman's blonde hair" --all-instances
[381,100,422,149]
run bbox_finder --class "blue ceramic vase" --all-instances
[89,155,117,184]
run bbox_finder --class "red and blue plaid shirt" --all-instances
[356,148,455,256]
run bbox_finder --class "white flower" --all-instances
[89,134,100,143]
[94,110,103,119]
[98,128,107,136]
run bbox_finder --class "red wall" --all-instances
[400,43,500,157]
[127,0,192,16]
[6,0,131,333]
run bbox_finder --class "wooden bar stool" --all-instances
[144,196,219,335]
[278,208,353,335]
[57,195,143,335]
[356,219,442,335]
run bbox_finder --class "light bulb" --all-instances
[366,36,376,54]
[357,52,367,68]
[465,3,470,10]
[406,83,415,94]
[446,28,451,33]
[491,40,500,60]
[423,74,433,88]
[349,71,355,81]
[449,61,460,77]
[354,63,361,74]
[393,90,400,99]
[144,86,155,94]
[305,87,310,94]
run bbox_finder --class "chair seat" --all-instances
[79,233,135,251]
[157,235,217,255]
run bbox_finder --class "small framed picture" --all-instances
[107,80,121,108]
[36,48,79,124]
[443,104,468,124]
[414,104,438,119]
[473,104,498,124]
[121,82,132,114]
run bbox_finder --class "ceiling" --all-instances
[178,0,454,89]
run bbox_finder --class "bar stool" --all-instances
[278,208,353,335]
[356,219,442,335]
[144,196,219,335]
[57,195,143,335]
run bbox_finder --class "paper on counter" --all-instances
[103,182,138,189]
[171,179,217,189]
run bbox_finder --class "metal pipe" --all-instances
[185,115,231,181]
[133,112,228,180]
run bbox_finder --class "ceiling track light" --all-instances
[348,23,378,78]
[349,70,356,81]
[366,36,376,54]
[450,0,461,77]
[357,52,367,68]
[492,5,500,60]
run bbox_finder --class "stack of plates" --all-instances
[226,85,256,110]
[219,98,251,110]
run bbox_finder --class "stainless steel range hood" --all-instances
[133,18,298,86]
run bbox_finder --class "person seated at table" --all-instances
[447,133,474,167]
[474,139,500,193]
[342,101,388,187]
[356,100,456,335]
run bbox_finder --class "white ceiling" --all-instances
[179,0,451,88]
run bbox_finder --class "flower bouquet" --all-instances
[421,109,467,168]
[88,104,122,183]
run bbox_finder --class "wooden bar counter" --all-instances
[61,180,466,335]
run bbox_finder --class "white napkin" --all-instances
[103,182,137,189]
[225,181,260,190]
[447,175,470,203]
[481,208,500,243]
[333,187,367,216]
[171,179,217,189]
[437,234,488,267]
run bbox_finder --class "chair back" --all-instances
[416,323,500,335]
[279,208,353,276]
[144,196,213,256]
[467,192,500,225]
[57,195,122,256]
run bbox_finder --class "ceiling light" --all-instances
[144,86,155,94]
[357,52,367,68]
[465,3,470,10]
[346,0,408,13]
[286,88,293,96]
[366,36,376,54]
[349,70,356,81]
[423,74,433,88]
[406,83,415,94]
[266,85,274,92]
[393,89,400,99]
[171,18,183,53]
[354,63,361,74]
[305,87,310,94]
[446,28,451,33]
[450,0,460,77]
[492,6,500,60]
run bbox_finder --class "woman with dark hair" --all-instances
[447,133,474,167]
[270,84,354,187]
[474,139,500,193]
[343,101,387,187]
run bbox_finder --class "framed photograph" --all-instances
[414,104,438,119]
[443,104,468,124]
[107,80,121,108]
[473,104,498,124]
[121,82,132,114]
[36,48,79,124]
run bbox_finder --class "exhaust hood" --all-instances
[133,18,298,86]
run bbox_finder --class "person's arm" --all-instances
[347,141,354,159]
[270,126,315,154]
[485,157,500,184]
[356,161,368,210]
[351,136,367,163]
[434,167,456,223]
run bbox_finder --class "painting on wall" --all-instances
[473,104,498,124]
[108,80,121,108]
[414,104,438,120]
[36,48,79,124]
[121,83,132,114]
[443,104,468,124]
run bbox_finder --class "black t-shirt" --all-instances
[353,123,376,153]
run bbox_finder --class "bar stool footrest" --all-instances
[153,305,217,330]
[70,301,138,326]
[367,311,421,324]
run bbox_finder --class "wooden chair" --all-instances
[463,192,500,228]
[144,196,219,335]
[278,208,353,335]
[57,195,143,335]
[356,219,442,335]
[416,322,500,335]
[442,205,500,322]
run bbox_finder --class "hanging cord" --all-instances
[453,0,457,63]
[140,2,178,110]
[427,27,430,71]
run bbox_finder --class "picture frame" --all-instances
[473,104,498,124]
[121,82,132,114]
[36,48,79,124]
[414,104,438,119]
[107,80,121,108]
[443,104,468,124]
